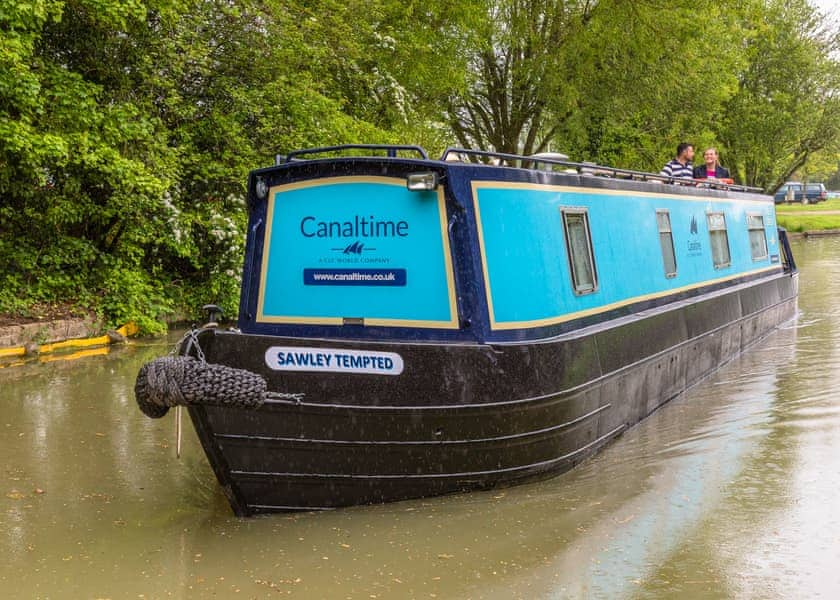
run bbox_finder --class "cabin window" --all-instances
[747,214,768,261]
[656,210,677,278]
[707,212,731,269]
[562,209,598,294]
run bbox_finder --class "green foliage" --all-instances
[285,0,477,135]
[0,0,397,332]
[776,214,840,233]
[97,262,172,335]
[444,0,749,165]
[443,0,840,183]
[2,0,839,332]
[563,0,744,171]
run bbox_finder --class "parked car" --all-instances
[774,182,827,204]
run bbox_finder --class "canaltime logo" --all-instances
[299,214,409,239]
[335,241,373,255]
[301,213,408,260]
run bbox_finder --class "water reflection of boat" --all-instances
[135,145,799,516]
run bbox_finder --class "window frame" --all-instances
[656,209,677,278]
[746,213,769,261]
[707,211,731,269]
[561,208,598,295]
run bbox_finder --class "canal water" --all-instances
[2,236,839,599]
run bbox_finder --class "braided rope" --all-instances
[135,355,268,419]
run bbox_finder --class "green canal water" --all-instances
[2,236,839,599]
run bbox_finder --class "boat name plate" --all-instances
[264,346,404,375]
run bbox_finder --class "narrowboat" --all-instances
[135,145,798,516]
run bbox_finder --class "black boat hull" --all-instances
[186,271,798,515]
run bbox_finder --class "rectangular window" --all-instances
[656,210,677,278]
[747,214,768,261]
[562,209,597,294]
[707,212,731,269]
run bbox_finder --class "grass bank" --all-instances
[775,198,840,234]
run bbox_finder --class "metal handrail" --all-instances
[280,144,429,164]
[439,147,763,194]
[272,144,763,194]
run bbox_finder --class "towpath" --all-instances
[777,209,840,215]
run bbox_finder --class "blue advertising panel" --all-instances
[257,177,458,328]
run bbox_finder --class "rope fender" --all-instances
[135,355,267,419]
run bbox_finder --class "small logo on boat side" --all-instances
[687,215,702,256]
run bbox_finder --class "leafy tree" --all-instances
[796,149,839,185]
[443,0,744,166]
[445,0,585,156]
[0,0,398,330]
[0,0,177,330]
[719,0,840,191]
[279,0,478,154]
[145,0,402,321]
[562,0,743,170]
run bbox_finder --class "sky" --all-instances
[812,0,839,19]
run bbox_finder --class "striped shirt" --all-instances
[659,159,694,179]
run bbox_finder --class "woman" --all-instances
[693,147,730,180]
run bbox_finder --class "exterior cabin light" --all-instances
[255,177,268,201]
[406,172,438,192]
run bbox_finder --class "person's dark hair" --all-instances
[676,142,693,157]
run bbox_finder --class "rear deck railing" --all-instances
[271,143,763,194]
[441,147,763,194]
[277,144,429,165]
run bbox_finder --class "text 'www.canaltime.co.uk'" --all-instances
[303,268,407,286]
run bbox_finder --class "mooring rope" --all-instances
[134,354,268,418]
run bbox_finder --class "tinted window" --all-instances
[656,210,677,278]
[707,212,731,269]
[747,214,768,261]
[561,209,597,294]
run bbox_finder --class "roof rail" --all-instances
[279,144,428,165]
[439,147,763,193]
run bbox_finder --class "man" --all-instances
[659,143,694,180]
[693,147,730,180]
